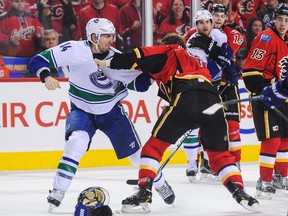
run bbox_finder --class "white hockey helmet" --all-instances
[86,18,116,43]
[194,9,213,26]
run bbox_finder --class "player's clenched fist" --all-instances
[44,76,61,90]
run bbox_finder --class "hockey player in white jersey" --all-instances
[183,9,241,182]
[29,18,175,212]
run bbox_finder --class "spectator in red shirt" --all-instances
[153,0,170,26]
[106,0,129,9]
[38,0,77,43]
[119,0,142,52]
[231,0,265,30]
[0,0,43,57]
[0,0,11,16]
[71,0,93,18]
[155,0,190,44]
[73,0,122,40]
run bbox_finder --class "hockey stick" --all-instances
[219,83,229,96]
[270,106,288,123]
[126,129,192,185]
[202,95,264,115]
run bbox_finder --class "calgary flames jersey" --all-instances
[243,28,288,82]
[223,25,244,55]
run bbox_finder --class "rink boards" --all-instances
[0,79,260,171]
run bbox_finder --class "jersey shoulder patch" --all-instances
[259,34,271,43]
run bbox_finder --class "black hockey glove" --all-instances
[187,34,220,58]
[213,43,234,68]
[222,61,241,86]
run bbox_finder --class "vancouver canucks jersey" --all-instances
[186,29,227,83]
[31,40,129,115]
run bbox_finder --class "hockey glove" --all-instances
[222,62,241,86]
[187,34,220,58]
[261,79,288,107]
[213,43,233,68]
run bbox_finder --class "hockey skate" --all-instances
[121,179,153,214]
[47,189,65,212]
[186,160,198,183]
[155,180,175,205]
[199,158,218,181]
[227,180,259,212]
[273,173,283,189]
[255,178,276,200]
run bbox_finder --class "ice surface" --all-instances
[0,163,287,216]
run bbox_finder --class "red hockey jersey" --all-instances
[243,28,288,82]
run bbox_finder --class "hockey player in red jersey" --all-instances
[96,33,259,214]
[243,3,288,199]
[210,3,244,171]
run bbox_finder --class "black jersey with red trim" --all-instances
[110,44,212,101]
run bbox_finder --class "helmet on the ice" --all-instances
[74,186,112,216]
[273,3,288,18]
[194,9,213,25]
[86,18,116,43]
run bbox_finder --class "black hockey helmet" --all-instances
[210,4,228,15]
[274,3,288,18]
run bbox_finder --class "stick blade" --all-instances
[202,103,223,115]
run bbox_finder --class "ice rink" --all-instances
[0,163,287,216]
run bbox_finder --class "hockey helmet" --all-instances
[274,3,288,18]
[210,4,228,15]
[86,18,116,43]
[194,9,213,25]
[74,187,112,216]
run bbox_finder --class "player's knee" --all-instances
[64,130,90,161]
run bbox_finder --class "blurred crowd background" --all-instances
[0,0,287,78]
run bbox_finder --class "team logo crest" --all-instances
[279,56,288,80]
[89,70,113,89]
[239,0,254,14]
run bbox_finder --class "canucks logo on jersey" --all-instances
[89,69,113,89]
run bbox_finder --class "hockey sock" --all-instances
[139,136,170,185]
[227,120,241,162]
[53,130,89,192]
[183,128,200,162]
[153,171,166,188]
[206,149,242,186]
[128,148,141,167]
[274,138,288,177]
[260,138,281,181]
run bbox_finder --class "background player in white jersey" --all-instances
[29,18,175,211]
[183,9,241,182]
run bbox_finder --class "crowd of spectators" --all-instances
[0,0,287,78]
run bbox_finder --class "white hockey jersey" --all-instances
[186,29,227,83]
[32,40,129,115]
